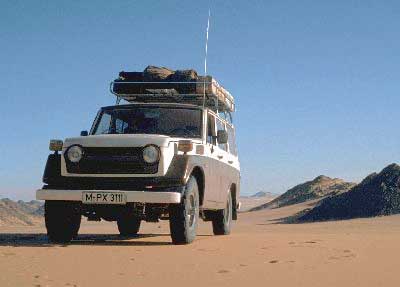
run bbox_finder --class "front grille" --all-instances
[65,147,158,174]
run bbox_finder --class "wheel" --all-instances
[45,201,81,243]
[71,216,81,238]
[169,176,199,245]
[117,211,141,236]
[212,191,233,235]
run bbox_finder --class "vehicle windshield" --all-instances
[92,107,202,138]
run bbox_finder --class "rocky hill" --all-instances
[250,175,356,211]
[0,198,43,226]
[299,164,400,222]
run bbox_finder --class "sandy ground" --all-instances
[1,202,400,287]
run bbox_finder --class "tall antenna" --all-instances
[202,8,211,109]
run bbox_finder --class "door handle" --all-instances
[217,155,223,159]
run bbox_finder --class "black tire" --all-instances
[117,212,141,236]
[212,192,233,235]
[45,201,81,243]
[169,176,199,245]
[71,216,81,238]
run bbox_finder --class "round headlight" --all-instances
[143,145,160,164]
[67,145,84,163]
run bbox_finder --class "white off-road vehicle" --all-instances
[37,74,240,245]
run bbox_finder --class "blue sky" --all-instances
[1,1,399,200]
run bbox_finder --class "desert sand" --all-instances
[238,194,276,212]
[1,201,399,287]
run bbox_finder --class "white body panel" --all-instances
[64,134,171,148]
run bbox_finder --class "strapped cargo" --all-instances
[110,67,235,113]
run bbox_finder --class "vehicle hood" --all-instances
[63,134,173,148]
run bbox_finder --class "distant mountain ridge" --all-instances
[250,175,356,211]
[0,198,43,226]
[239,191,278,212]
[249,191,278,198]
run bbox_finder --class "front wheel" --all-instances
[117,212,141,236]
[45,201,81,243]
[169,176,199,245]
[211,192,233,235]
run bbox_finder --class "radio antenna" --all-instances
[202,8,211,109]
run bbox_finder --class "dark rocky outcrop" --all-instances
[299,164,400,222]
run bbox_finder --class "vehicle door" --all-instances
[214,117,231,206]
[226,122,240,201]
[202,112,222,208]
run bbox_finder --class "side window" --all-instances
[218,111,233,124]
[226,112,233,125]
[227,124,237,156]
[216,119,227,152]
[95,112,112,134]
[207,113,216,145]
[218,111,226,121]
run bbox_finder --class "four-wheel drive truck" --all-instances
[36,69,240,245]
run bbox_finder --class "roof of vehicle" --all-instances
[110,76,235,113]
[101,102,203,110]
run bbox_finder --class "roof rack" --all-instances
[109,76,235,113]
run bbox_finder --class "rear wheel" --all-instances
[169,176,199,245]
[117,212,141,236]
[212,192,232,235]
[45,201,81,243]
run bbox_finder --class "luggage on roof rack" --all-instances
[110,66,235,113]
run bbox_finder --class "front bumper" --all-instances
[36,189,182,204]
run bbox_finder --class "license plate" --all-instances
[82,192,126,205]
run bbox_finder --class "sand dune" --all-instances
[250,175,355,211]
[1,201,399,287]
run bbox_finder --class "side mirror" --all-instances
[217,130,228,144]
[80,130,88,136]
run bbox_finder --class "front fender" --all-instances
[43,154,62,185]
[164,155,201,185]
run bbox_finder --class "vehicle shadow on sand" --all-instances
[0,233,197,247]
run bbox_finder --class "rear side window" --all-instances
[219,110,233,125]
[227,124,237,156]
[216,119,227,152]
